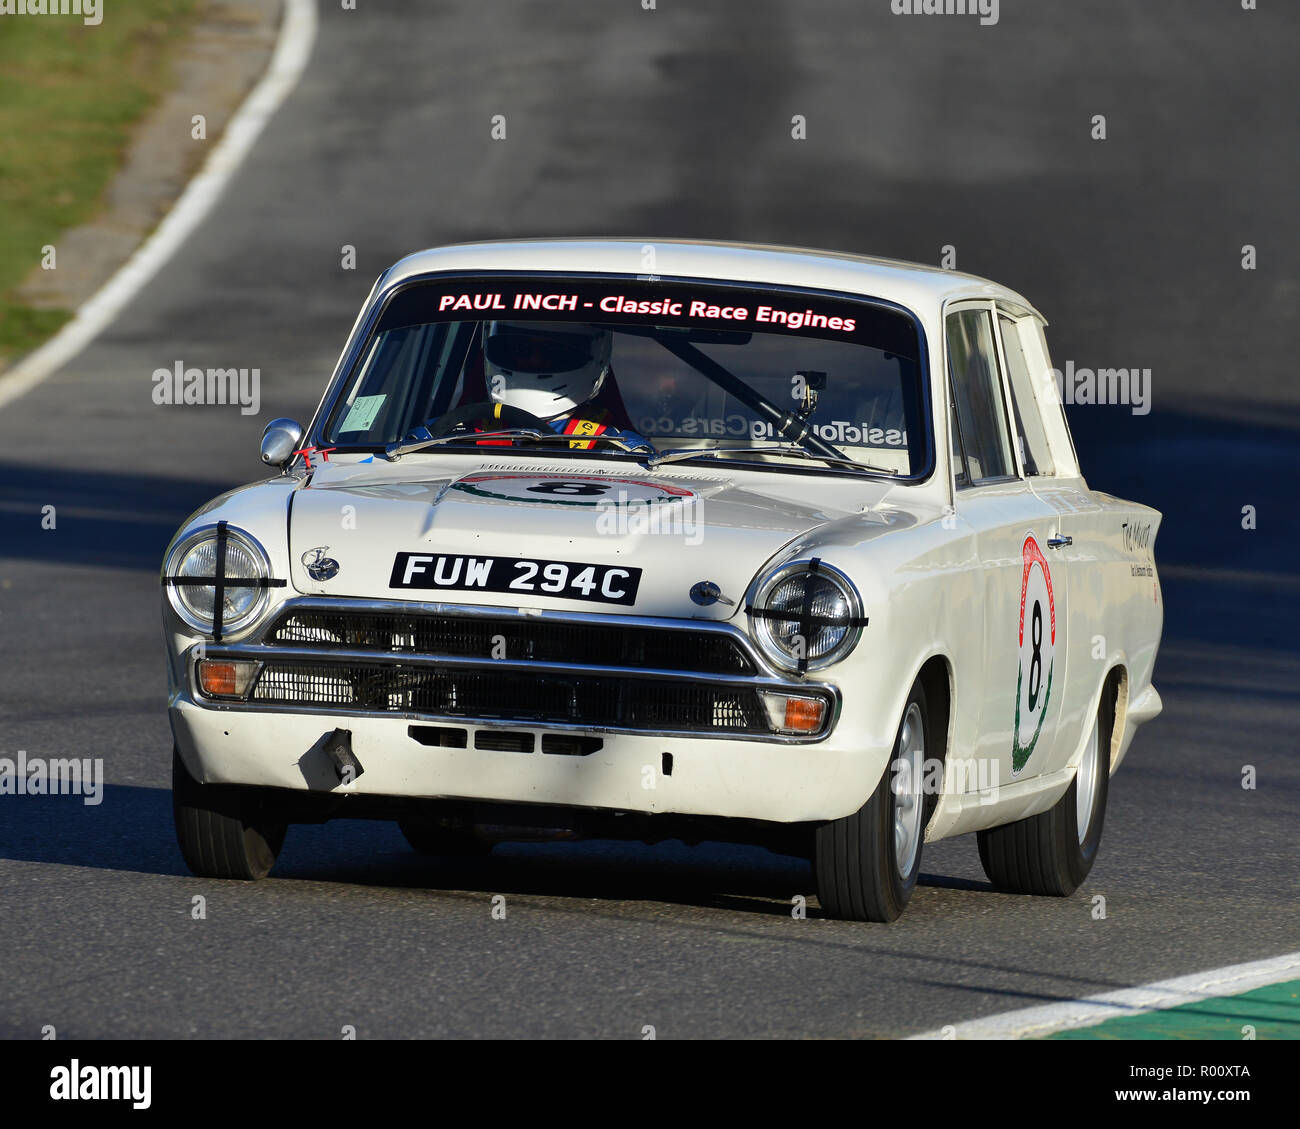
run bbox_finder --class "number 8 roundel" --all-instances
[1012,533,1056,776]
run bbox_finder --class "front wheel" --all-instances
[173,747,287,880]
[815,679,931,922]
[977,689,1113,896]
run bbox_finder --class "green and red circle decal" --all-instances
[1012,533,1056,776]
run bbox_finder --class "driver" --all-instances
[481,321,653,453]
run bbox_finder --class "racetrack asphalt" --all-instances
[0,0,1296,1038]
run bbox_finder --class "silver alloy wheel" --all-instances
[1075,712,1102,844]
[893,702,926,878]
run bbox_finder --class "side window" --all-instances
[998,314,1056,476]
[946,309,1015,484]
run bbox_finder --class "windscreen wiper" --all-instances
[386,429,637,459]
[651,334,847,462]
[647,444,897,475]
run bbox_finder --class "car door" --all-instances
[993,308,1100,778]
[946,302,1065,790]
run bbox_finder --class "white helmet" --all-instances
[483,322,612,419]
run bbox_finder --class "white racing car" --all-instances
[162,239,1163,921]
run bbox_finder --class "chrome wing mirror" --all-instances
[260,418,304,470]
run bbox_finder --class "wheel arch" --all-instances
[1103,662,1128,775]
[916,653,953,772]
[914,653,953,837]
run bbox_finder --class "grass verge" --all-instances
[0,0,200,363]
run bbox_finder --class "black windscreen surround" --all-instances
[325,274,932,478]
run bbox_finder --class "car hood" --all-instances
[285,459,896,619]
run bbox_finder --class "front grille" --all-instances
[266,609,756,674]
[250,659,773,735]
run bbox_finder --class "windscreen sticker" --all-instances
[433,292,857,333]
[339,394,386,432]
[374,278,922,360]
[1012,533,1056,776]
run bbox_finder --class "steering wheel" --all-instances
[427,401,553,439]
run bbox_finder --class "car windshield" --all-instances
[321,277,931,477]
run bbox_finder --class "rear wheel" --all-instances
[815,679,931,922]
[977,689,1113,896]
[173,747,286,880]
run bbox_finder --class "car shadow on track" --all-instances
[284,822,830,917]
[0,783,998,920]
[267,818,1005,919]
[0,787,188,878]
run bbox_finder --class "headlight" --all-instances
[748,560,864,672]
[164,524,272,636]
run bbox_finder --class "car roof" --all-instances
[381,238,1047,322]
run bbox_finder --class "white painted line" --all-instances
[0,0,319,412]
[908,950,1300,1040]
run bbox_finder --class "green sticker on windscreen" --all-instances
[340,394,385,432]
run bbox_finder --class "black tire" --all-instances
[815,679,932,922]
[173,746,287,880]
[397,817,492,857]
[977,688,1114,897]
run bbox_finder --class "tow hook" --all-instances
[309,728,363,785]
